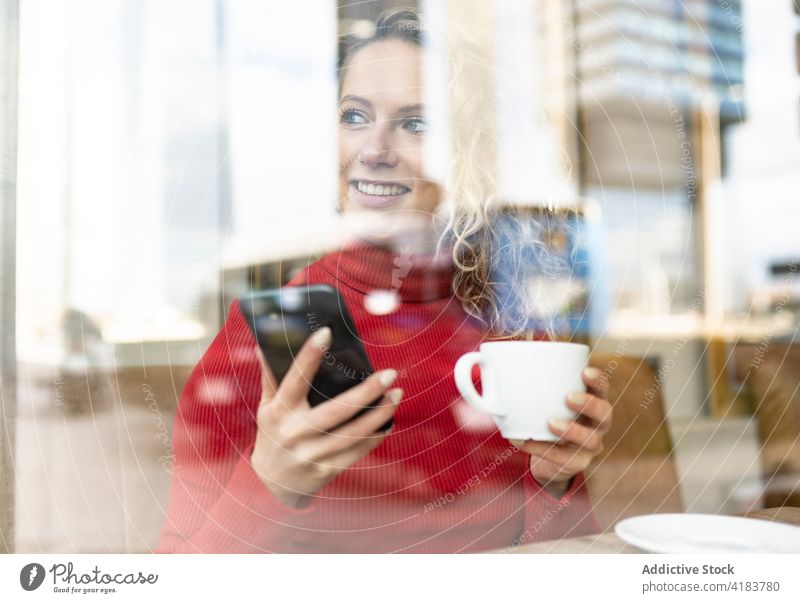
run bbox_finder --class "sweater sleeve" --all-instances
[155,300,320,553]
[516,469,600,545]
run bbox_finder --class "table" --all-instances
[498,507,800,553]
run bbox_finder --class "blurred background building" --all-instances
[571,0,744,323]
[723,0,800,317]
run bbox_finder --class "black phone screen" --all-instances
[239,285,391,431]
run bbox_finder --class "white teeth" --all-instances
[355,181,408,196]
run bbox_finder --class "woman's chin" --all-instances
[342,208,437,247]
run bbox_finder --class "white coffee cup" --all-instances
[454,341,589,441]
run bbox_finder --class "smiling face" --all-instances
[338,39,440,217]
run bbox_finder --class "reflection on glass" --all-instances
[5,0,799,555]
[157,7,603,553]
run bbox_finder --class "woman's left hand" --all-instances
[511,367,613,499]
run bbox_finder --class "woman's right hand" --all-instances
[250,326,402,509]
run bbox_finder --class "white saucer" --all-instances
[614,513,800,553]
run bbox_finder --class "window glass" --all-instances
[2,0,798,554]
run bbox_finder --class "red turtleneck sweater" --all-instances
[156,243,598,553]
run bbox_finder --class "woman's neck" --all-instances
[318,235,454,303]
[341,211,447,256]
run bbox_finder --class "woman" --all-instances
[156,9,612,553]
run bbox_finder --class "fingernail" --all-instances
[567,391,586,406]
[388,388,403,404]
[376,369,398,388]
[583,367,602,380]
[311,326,331,348]
[549,418,569,432]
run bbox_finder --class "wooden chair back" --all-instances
[585,353,684,531]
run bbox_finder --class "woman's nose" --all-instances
[358,122,398,168]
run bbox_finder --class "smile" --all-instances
[351,180,411,196]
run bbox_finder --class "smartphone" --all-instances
[238,284,391,432]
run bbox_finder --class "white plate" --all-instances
[614,514,800,553]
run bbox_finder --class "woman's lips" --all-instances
[349,180,410,209]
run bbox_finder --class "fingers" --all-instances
[548,417,604,454]
[513,438,591,467]
[582,366,609,399]
[526,441,593,475]
[565,390,613,434]
[326,388,402,443]
[277,327,332,409]
[302,368,399,433]
[301,399,398,462]
[321,434,387,472]
[277,387,401,467]
[277,433,385,491]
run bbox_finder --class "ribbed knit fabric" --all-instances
[156,240,599,553]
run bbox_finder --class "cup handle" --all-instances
[454,352,504,417]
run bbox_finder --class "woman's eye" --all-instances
[403,117,427,135]
[339,108,367,126]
